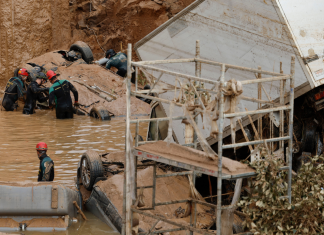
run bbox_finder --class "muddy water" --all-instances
[0,109,148,234]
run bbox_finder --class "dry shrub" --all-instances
[238,155,324,234]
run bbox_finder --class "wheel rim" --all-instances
[81,158,91,188]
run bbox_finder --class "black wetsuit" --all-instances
[38,153,54,182]
[2,77,25,111]
[49,80,78,119]
[22,81,49,115]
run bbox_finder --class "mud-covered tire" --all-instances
[73,106,87,115]
[14,68,20,77]
[90,106,111,121]
[70,41,94,64]
[81,150,104,191]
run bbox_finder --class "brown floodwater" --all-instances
[0,109,148,234]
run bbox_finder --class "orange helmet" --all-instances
[36,142,48,151]
[46,70,57,80]
[18,68,29,76]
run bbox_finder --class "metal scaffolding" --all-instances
[123,41,295,235]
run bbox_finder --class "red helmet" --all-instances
[18,68,29,76]
[46,70,57,80]
[36,142,48,151]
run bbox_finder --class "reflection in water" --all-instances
[0,109,148,234]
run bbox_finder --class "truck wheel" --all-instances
[70,41,94,64]
[90,106,111,121]
[81,150,104,191]
[302,121,316,152]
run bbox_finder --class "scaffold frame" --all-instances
[123,41,295,235]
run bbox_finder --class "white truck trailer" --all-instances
[135,0,324,148]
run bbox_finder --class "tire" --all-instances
[90,106,111,121]
[302,121,317,152]
[73,106,87,115]
[69,41,94,64]
[80,150,104,191]
[14,68,20,77]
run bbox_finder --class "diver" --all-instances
[2,68,28,111]
[22,73,49,115]
[47,70,79,119]
[36,142,54,182]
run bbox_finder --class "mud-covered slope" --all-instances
[0,0,195,87]
[69,0,195,59]
[0,0,71,87]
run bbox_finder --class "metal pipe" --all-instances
[125,43,133,235]
[134,58,195,65]
[152,163,156,209]
[217,64,225,235]
[222,136,290,149]
[135,67,138,92]
[132,208,216,235]
[136,185,154,189]
[135,120,139,147]
[144,219,160,235]
[130,116,186,123]
[131,92,184,107]
[224,105,291,118]
[195,58,285,76]
[288,56,295,204]
[131,62,218,86]
[279,62,284,149]
[258,67,262,140]
[156,171,193,178]
[241,75,290,85]
[155,199,190,206]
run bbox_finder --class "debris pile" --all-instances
[238,155,324,234]
[19,52,151,116]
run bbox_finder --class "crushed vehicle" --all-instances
[134,0,324,168]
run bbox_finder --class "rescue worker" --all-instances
[47,70,79,119]
[2,68,28,111]
[22,73,49,115]
[36,142,54,182]
[105,49,128,77]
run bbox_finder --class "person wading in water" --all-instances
[36,142,54,182]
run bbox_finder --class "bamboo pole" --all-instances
[288,55,295,204]
[222,136,290,149]
[125,43,133,235]
[237,119,253,152]
[244,108,260,140]
[258,67,262,140]
[280,62,284,149]
[195,58,285,76]
[224,105,291,118]
[217,64,225,235]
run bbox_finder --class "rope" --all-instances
[86,25,106,54]
[78,100,100,108]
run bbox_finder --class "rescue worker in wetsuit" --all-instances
[47,70,79,119]
[36,142,54,182]
[22,73,49,115]
[105,49,128,77]
[2,68,28,111]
